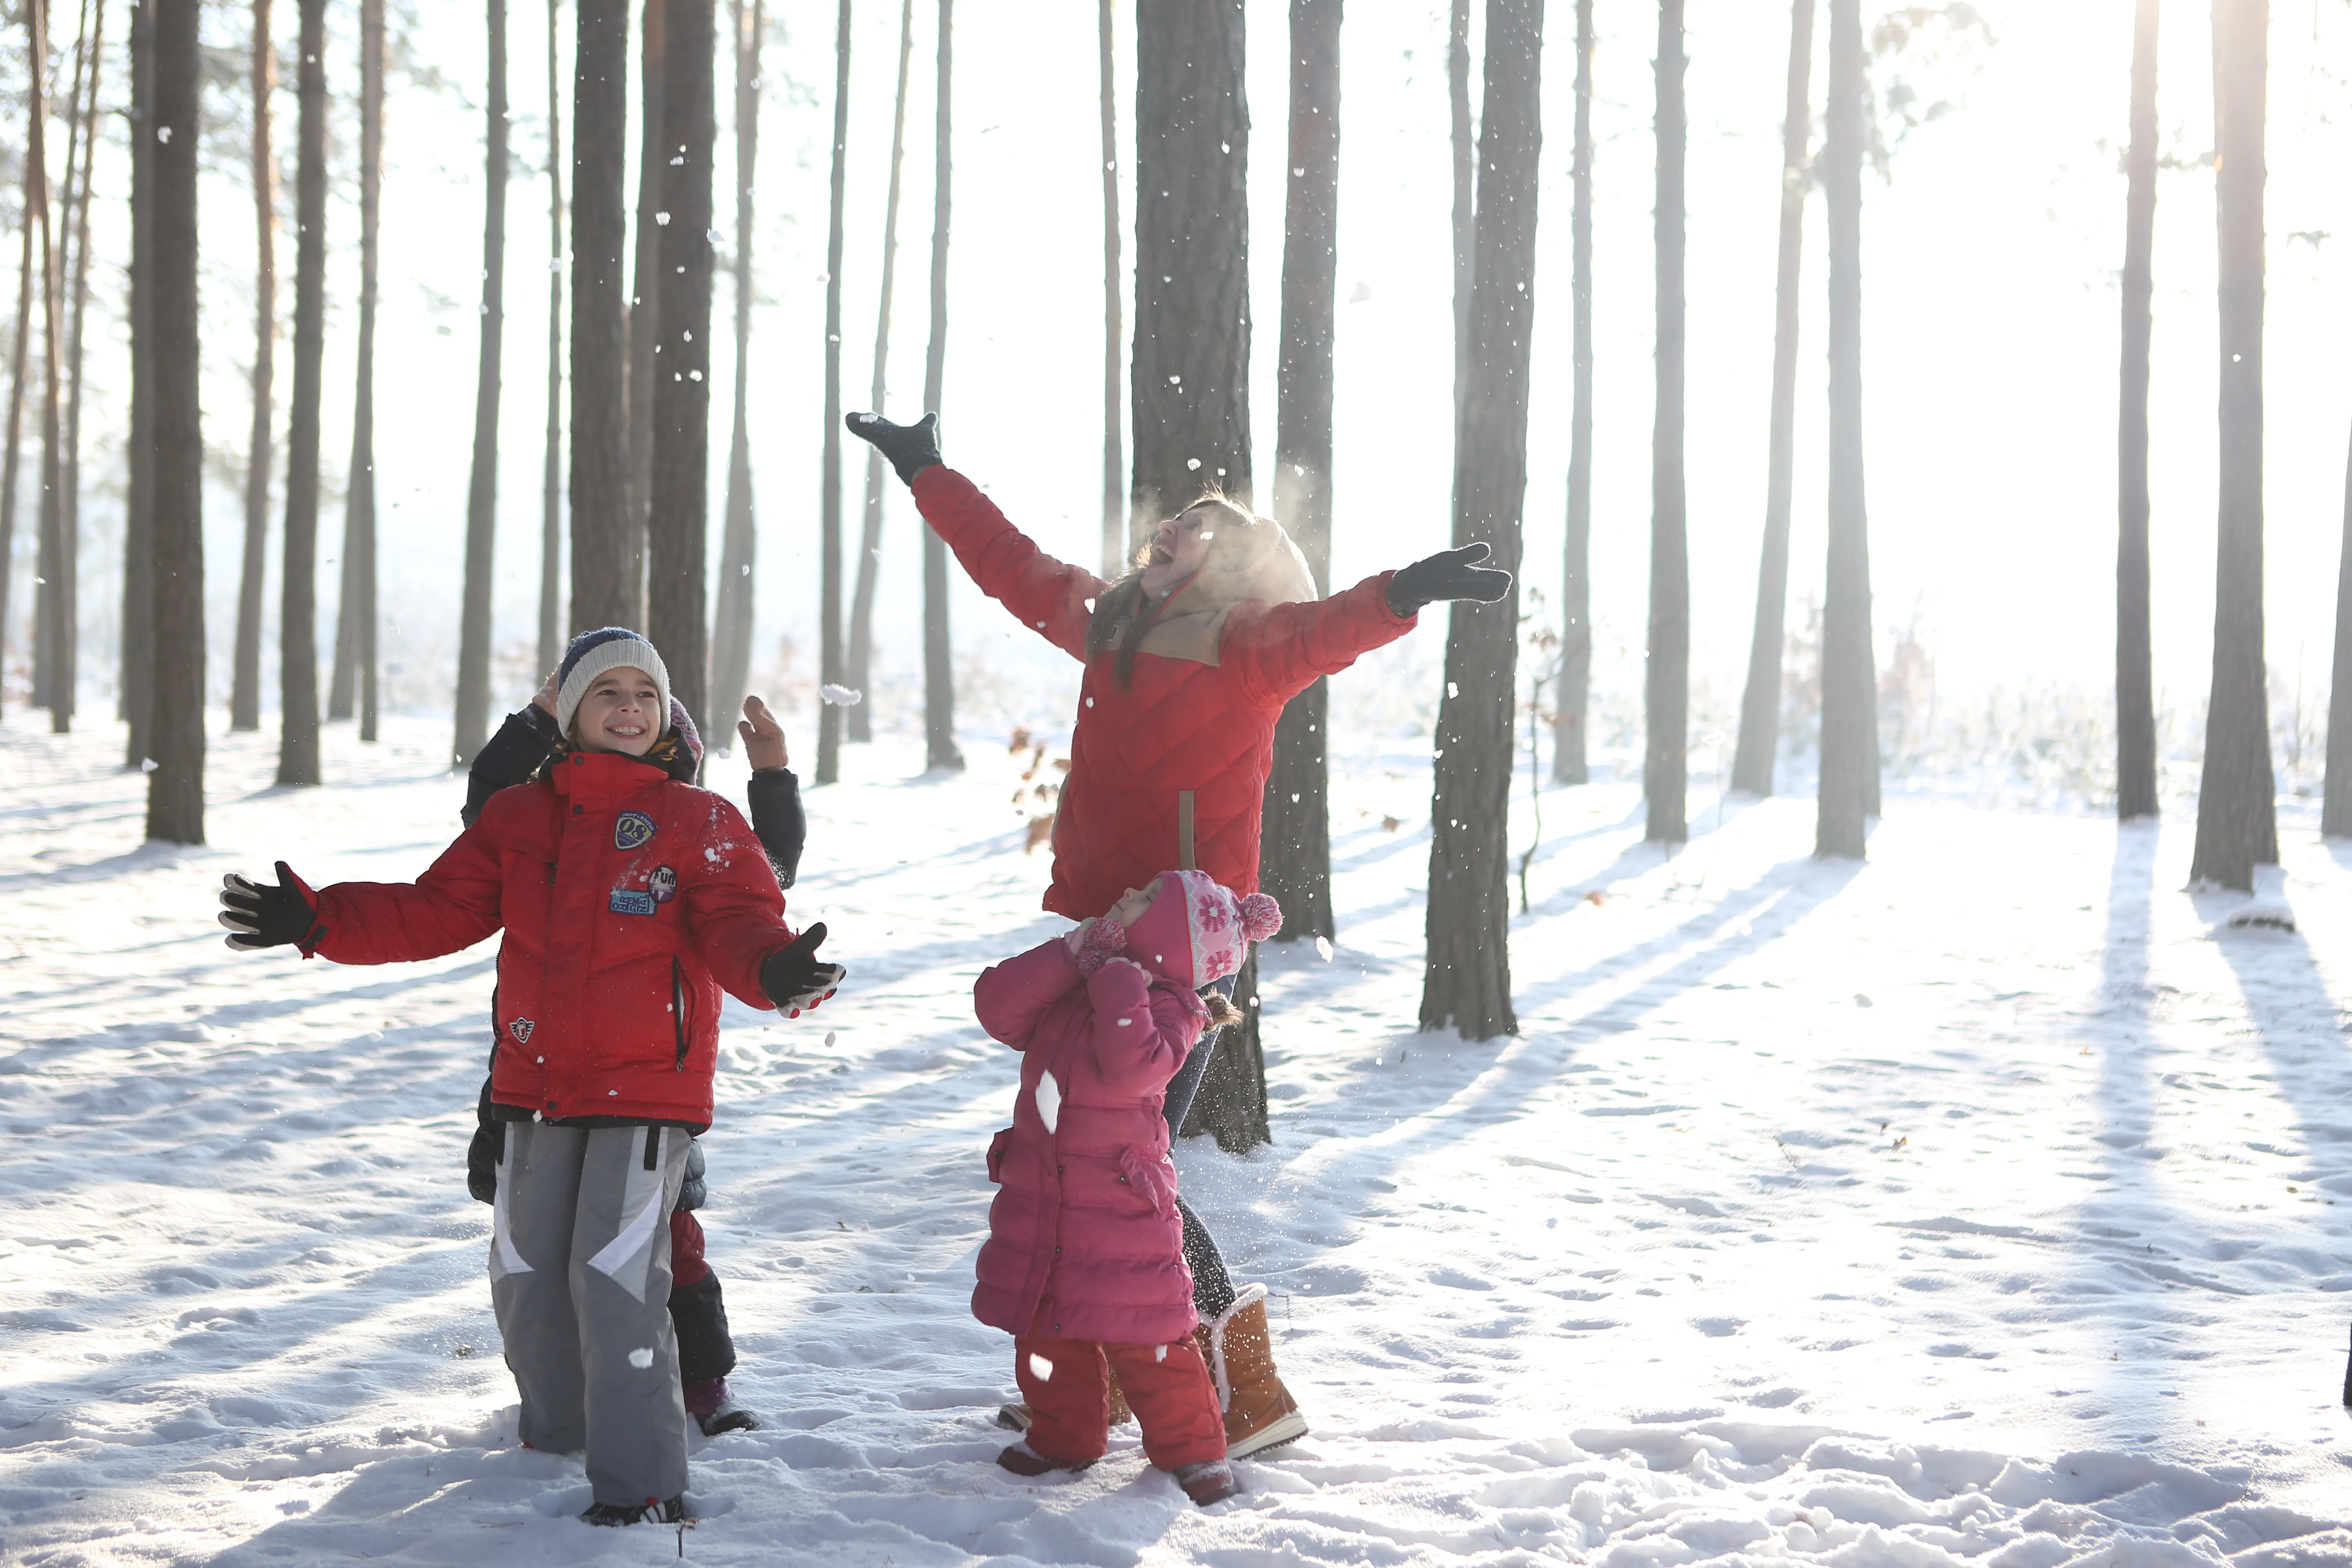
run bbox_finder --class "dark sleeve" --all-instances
[463,706,563,828]
[746,768,807,888]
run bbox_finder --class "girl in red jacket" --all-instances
[216,628,842,1528]
[974,869,1283,1505]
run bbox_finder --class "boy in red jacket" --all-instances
[217,629,842,1527]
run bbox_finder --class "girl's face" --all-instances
[1139,504,1221,597]
[1107,876,1163,929]
[572,666,662,756]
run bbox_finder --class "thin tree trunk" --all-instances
[570,0,632,633]
[232,0,274,732]
[1816,0,1873,857]
[538,0,564,673]
[51,0,100,733]
[815,0,849,785]
[623,0,664,625]
[1730,0,1813,798]
[1423,0,1541,1042]
[120,0,154,763]
[1553,0,1592,786]
[0,7,40,725]
[455,0,509,767]
[2116,0,2160,819]
[1644,0,1687,841]
[1259,0,1342,945]
[2325,420,2352,836]
[1448,0,1471,449]
[148,0,204,841]
[708,0,759,742]
[348,0,382,740]
[1097,0,1121,577]
[646,0,713,737]
[845,0,912,744]
[2190,0,2275,889]
[33,0,69,729]
[919,0,960,771]
[277,0,327,784]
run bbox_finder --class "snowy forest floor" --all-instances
[2,712,2349,1567]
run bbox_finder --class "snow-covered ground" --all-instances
[2,712,2348,1566]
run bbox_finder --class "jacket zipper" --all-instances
[672,956,688,1071]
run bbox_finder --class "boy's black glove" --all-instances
[1385,541,1514,618]
[217,862,325,952]
[761,922,845,1016]
[845,411,942,485]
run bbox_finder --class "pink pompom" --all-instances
[1076,915,1130,977]
[1237,892,1283,943]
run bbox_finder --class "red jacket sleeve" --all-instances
[1084,958,1206,1096]
[311,820,507,964]
[1220,570,1418,708]
[680,796,796,1010]
[911,465,1102,661]
[973,936,1083,1049]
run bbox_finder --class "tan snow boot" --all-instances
[1194,1283,1307,1459]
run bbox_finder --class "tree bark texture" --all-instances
[919,0,960,771]
[1730,0,1814,798]
[646,0,713,739]
[455,0,510,767]
[2190,0,2276,889]
[2325,421,2352,836]
[846,0,913,745]
[815,0,850,784]
[337,0,383,741]
[120,0,154,764]
[1177,950,1269,1153]
[708,0,761,738]
[232,0,276,732]
[277,0,327,784]
[1448,0,1471,450]
[1815,0,1873,858]
[538,0,564,673]
[55,0,102,733]
[33,0,69,728]
[1130,0,1252,540]
[570,0,631,634]
[148,0,204,841]
[0,4,40,726]
[2114,0,2160,819]
[623,0,664,624]
[1260,0,1341,945]
[1097,0,1122,577]
[1422,0,1541,1043]
[1554,0,1592,787]
[1644,0,1688,842]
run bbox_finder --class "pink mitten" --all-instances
[1075,914,1129,977]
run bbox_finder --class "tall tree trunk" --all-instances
[277,0,326,784]
[708,0,760,741]
[2325,423,2352,836]
[120,0,154,762]
[919,0,960,771]
[232,0,275,732]
[1259,0,1342,945]
[455,0,509,766]
[623,0,663,623]
[1448,0,1471,448]
[815,0,849,785]
[33,0,69,729]
[570,0,631,633]
[2190,0,2275,889]
[148,0,204,840]
[1644,0,1688,841]
[1553,0,1592,786]
[346,0,383,740]
[845,0,912,744]
[538,0,564,673]
[1730,0,1814,798]
[1096,0,1121,577]
[646,0,713,737]
[2116,0,2159,819]
[50,0,100,733]
[0,5,41,725]
[1422,0,1541,1042]
[1815,0,1873,857]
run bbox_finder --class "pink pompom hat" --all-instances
[1120,869,1282,989]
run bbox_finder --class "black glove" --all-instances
[760,922,846,1016]
[1385,541,1514,617]
[844,410,942,485]
[218,862,325,951]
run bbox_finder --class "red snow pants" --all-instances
[1013,1329,1226,1471]
[670,1209,710,1289]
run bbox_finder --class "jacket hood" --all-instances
[1139,511,1318,666]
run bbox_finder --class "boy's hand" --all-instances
[761,923,845,1016]
[218,862,325,951]
[739,695,789,771]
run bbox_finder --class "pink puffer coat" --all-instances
[970,937,1209,1346]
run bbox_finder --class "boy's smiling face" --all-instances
[572,667,662,757]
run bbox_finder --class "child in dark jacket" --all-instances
[218,628,844,1527]
[972,869,1281,1506]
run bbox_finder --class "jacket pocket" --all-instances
[1116,1144,1176,1218]
[986,1127,1014,1185]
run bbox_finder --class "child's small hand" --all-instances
[531,668,559,717]
[739,695,789,771]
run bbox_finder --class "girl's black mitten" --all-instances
[761,922,846,1015]
[218,862,325,951]
[844,411,942,485]
[1385,541,1515,617]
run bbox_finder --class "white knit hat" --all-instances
[554,627,672,738]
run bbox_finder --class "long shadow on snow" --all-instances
[0,953,500,1034]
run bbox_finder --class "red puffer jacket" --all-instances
[913,466,1418,920]
[305,749,793,1126]
[971,936,1209,1345]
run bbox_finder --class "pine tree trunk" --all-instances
[278,0,327,784]
[347,0,382,741]
[1553,0,1591,787]
[53,0,102,734]
[2190,0,2275,890]
[570,0,632,633]
[919,0,960,771]
[120,0,154,764]
[455,0,509,767]
[1422,0,1541,1043]
[1259,0,1341,946]
[0,52,31,727]
[2115,0,2159,820]
[1096,0,1121,578]
[1644,0,1687,841]
[815,0,849,785]
[329,0,365,730]
[537,0,564,674]
[1178,949,1269,1153]
[2324,423,2352,837]
[148,0,204,841]
[623,0,663,624]
[646,0,712,737]
[33,0,70,731]
[1448,0,1471,449]
[1815,0,1873,858]
[845,0,913,745]
[232,0,275,732]
[707,0,760,737]
[1730,0,1813,799]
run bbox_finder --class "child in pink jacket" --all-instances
[970,870,1281,1506]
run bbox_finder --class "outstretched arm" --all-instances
[1223,543,1514,705]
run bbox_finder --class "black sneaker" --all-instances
[581,1495,686,1527]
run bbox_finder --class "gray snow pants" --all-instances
[490,1119,692,1508]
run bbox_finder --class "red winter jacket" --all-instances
[307,750,793,1126]
[913,466,1419,920]
[971,937,1209,1345]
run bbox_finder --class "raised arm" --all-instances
[463,703,564,827]
[1222,543,1514,706]
[1084,958,1207,1097]
[973,936,1086,1050]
